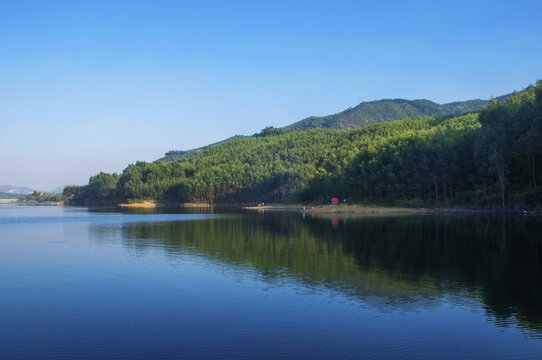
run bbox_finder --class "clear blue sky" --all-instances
[1,0,541,191]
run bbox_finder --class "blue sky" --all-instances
[1,0,541,190]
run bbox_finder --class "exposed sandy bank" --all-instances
[117,202,211,208]
[118,201,158,208]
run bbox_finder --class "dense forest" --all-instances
[284,98,494,131]
[160,135,246,162]
[65,81,542,209]
[163,94,508,162]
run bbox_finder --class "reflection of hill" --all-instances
[319,215,542,332]
[91,212,542,335]
[118,214,442,307]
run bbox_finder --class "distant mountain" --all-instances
[0,192,24,199]
[285,98,487,131]
[161,93,513,162]
[285,92,514,131]
[0,185,34,195]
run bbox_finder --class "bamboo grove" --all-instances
[64,81,542,208]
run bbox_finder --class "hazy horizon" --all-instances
[2,0,541,191]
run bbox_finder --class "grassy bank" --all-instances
[244,203,542,216]
[244,204,429,215]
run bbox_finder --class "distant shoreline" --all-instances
[113,201,540,216]
[0,200,63,206]
[0,199,17,203]
[10,199,531,216]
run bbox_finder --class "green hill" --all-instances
[284,98,491,131]
[64,113,485,205]
[160,135,245,162]
[66,81,541,208]
[163,94,510,162]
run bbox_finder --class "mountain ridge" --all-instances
[160,93,512,162]
[283,96,512,131]
[0,185,34,195]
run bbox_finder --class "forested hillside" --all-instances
[65,81,542,209]
[162,95,508,162]
[285,98,490,131]
[160,135,245,162]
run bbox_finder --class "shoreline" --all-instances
[0,199,18,203]
[49,200,541,216]
[243,203,541,216]
[243,204,431,215]
[0,200,63,206]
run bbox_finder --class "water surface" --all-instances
[1,206,541,359]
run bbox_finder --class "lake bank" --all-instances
[0,200,63,206]
[244,204,430,215]
[0,199,17,203]
[76,200,541,216]
[243,203,541,216]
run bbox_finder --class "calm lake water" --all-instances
[1,206,542,359]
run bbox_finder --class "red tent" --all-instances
[331,197,339,204]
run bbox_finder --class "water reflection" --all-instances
[88,211,542,336]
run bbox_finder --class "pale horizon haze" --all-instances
[1,0,541,191]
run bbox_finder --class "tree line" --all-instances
[64,81,542,209]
